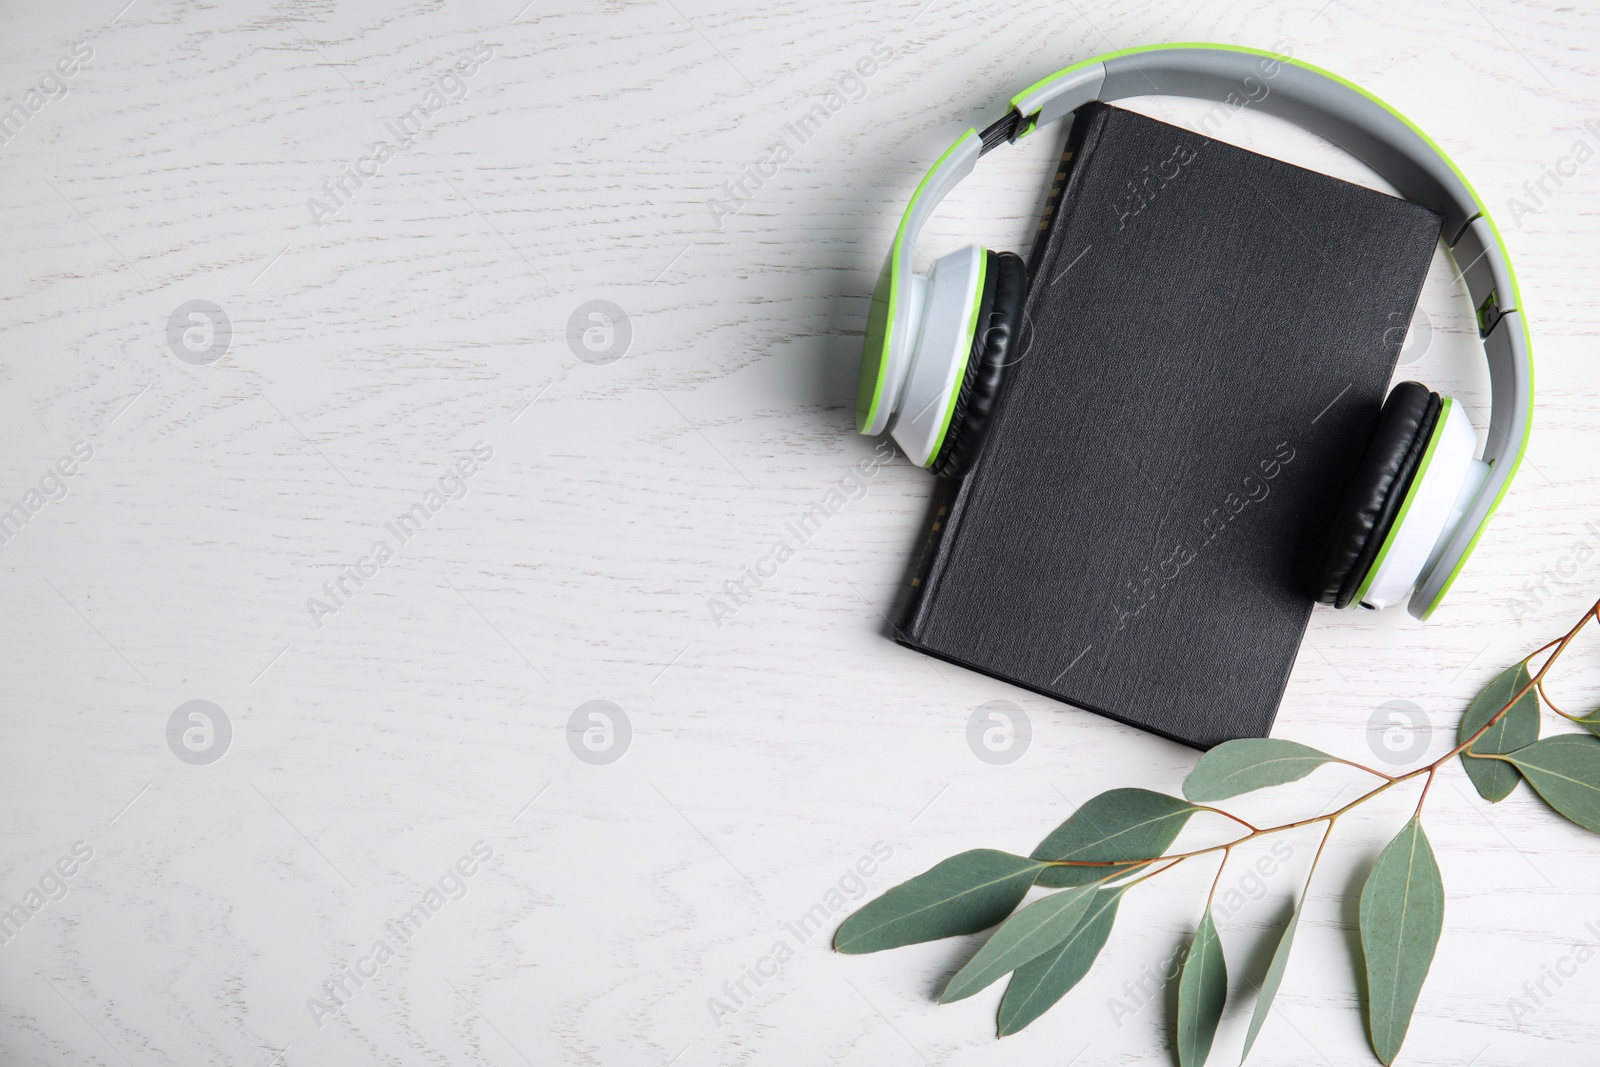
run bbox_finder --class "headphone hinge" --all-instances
[979,110,1027,154]
[1476,289,1504,338]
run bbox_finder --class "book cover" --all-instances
[895,102,1442,748]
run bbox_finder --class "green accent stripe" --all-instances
[926,252,987,467]
[1418,223,1534,619]
[858,129,978,434]
[1352,398,1453,606]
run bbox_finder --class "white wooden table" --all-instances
[3,1,1598,1064]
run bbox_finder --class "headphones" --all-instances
[854,43,1532,621]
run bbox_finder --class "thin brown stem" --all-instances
[1195,804,1259,832]
[1536,676,1578,719]
[1283,819,1339,914]
[1413,767,1437,818]
[1124,857,1186,888]
[1205,848,1230,908]
[1525,635,1565,674]
[1329,756,1399,782]
[1043,858,1149,868]
[1309,818,1336,874]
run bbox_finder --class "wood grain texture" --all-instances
[1,1,1598,1064]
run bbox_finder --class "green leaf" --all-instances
[996,886,1124,1035]
[941,886,1097,1003]
[834,850,1046,954]
[1241,890,1306,1063]
[1503,734,1600,832]
[1570,711,1600,739]
[1182,739,1338,802]
[1032,788,1198,888]
[1176,909,1227,1067]
[1457,661,1539,802]
[1359,817,1445,1066]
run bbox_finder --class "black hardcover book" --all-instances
[895,103,1441,748]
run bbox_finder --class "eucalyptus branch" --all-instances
[837,595,1600,1066]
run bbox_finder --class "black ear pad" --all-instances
[929,249,1028,478]
[1314,381,1442,608]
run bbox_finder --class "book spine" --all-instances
[894,474,970,643]
[1024,104,1102,282]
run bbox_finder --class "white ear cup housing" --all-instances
[886,245,986,467]
[1357,398,1490,611]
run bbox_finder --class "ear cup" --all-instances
[1355,396,1490,611]
[1315,381,1442,608]
[887,245,986,466]
[929,250,1027,478]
